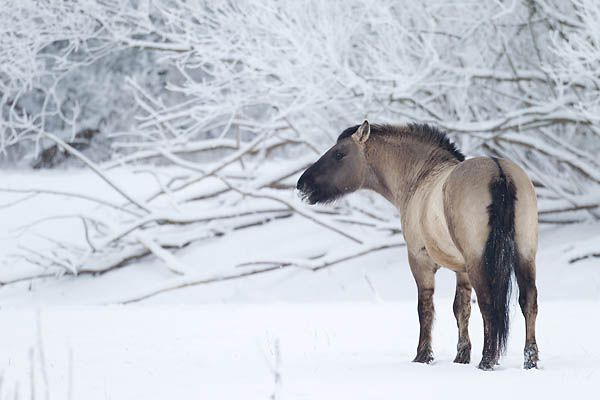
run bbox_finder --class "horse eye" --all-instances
[334,151,345,161]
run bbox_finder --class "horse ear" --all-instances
[353,120,371,143]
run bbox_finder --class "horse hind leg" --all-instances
[471,158,517,370]
[453,272,472,364]
[516,258,539,369]
[466,268,499,370]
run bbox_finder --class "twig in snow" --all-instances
[35,310,49,400]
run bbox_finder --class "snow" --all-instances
[1,302,599,399]
[1,169,600,399]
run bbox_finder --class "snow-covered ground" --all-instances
[0,169,599,399]
[2,301,600,400]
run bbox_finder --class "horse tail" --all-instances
[483,157,518,360]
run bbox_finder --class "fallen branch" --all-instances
[0,187,143,217]
[135,231,188,275]
[115,238,404,304]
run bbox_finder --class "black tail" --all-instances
[483,158,518,360]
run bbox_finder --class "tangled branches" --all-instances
[1,0,599,296]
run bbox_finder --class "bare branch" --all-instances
[41,132,151,213]
[117,238,404,304]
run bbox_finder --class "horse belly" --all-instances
[420,181,466,271]
[423,217,465,271]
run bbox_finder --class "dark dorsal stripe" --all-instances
[337,122,465,162]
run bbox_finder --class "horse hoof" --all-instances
[524,343,539,369]
[413,349,434,364]
[477,359,495,371]
[454,343,471,364]
[453,350,471,364]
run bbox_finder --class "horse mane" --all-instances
[337,123,465,162]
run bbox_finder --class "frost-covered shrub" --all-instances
[0,0,598,218]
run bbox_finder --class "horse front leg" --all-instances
[453,272,472,364]
[408,252,437,364]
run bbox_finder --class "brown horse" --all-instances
[296,121,539,370]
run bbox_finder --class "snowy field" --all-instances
[1,169,599,399]
[1,302,599,400]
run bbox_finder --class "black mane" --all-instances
[337,123,465,162]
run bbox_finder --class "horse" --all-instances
[296,121,539,370]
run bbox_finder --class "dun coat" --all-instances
[296,121,539,370]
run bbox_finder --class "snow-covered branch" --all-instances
[1,0,599,289]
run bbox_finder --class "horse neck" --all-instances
[364,137,458,213]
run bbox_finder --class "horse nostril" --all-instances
[297,173,312,191]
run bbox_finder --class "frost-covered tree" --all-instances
[0,0,598,288]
